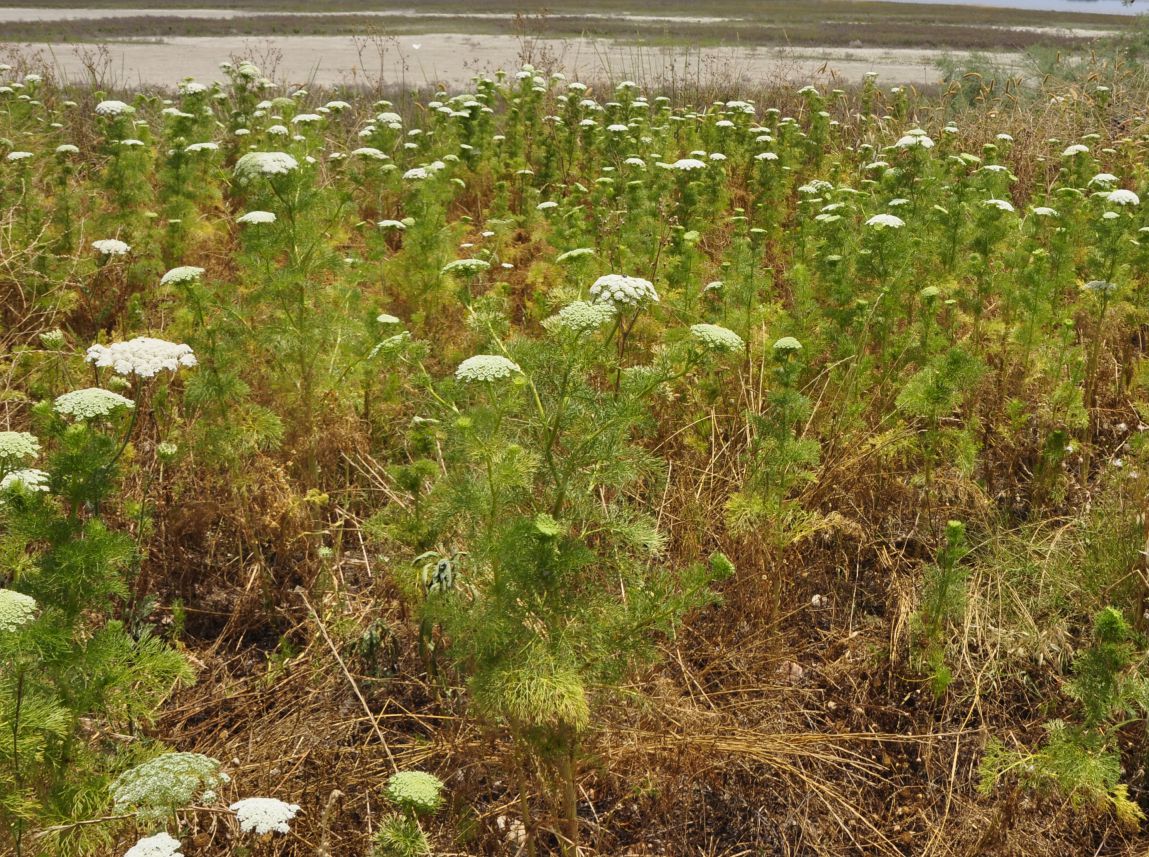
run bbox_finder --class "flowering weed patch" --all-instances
[3,55,1149,855]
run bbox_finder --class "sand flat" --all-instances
[2,34,1028,87]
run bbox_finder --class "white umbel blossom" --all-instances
[984,198,1015,212]
[230,797,301,835]
[113,753,229,824]
[86,337,197,378]
[93,239,131,257]
[350,147,389,161]
[160,266,205,286]
[1033,206,1060,217]
[124,833,183,857]
[441,258,490,277]
[5,151,32,162]
[237,210,277,225]
[1107,189,1140,206]
[663,158,707,171]
[1062,143,1090,157]
[377,219,406,230]
[455,355,521,383]
[690,323,745,353]
[234,151,299,181]
[0,469,49,493]
[0,431,39,463]
[896,132,934,149]
[0,589,37,632]
[865,214,905,229]
[54,388,135,419]
[95,100,134,116]
[589,274,659,308]
[546,300,616,335]
[55,144,79,155]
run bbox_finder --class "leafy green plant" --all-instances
[979,607,1149,829]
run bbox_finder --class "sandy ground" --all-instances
[0,8,742,24]
[1,34,1029,89]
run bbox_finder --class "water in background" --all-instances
[884,0,1137,13]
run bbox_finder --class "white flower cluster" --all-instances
[234,151,299,181]
[0,589,37,632]
[773,336,803,353]
[54,388,135,419]
[124,832,183,857]
[0,431,39,463]
[455,354,522,383]
[95,99,134,117]
[663,158,707,171]
[1107,189,1140,206]
[547,300,616,335]
[866,214,904,229]
[160,266,205,286]
[93,239,131,257]
[237,210,276,225]
[689,323,745,353]
[984,198,1015,212]
[895,129,934,149]
[86,337,197,378]
[112,752,229,824]
[589,274,659,309]
[441,258,491,277]
[0,468,49,492]
[229,797,301,835]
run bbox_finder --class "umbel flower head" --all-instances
[385,771,445,816]
[0,589,37,633]
[545,300,616,335]
[1107,189,1140,207]
[95,99,134,117]
[0,431,39,464]
[230,797,301,834]
[86,337,197,378]
[440,258,491,277]
[124,832,183,857]
[237,210,277,226]
[92,239,131,257]
[0,469,49,493]
[54,387,135,419]
[160,266,205,286]
[455,354,521,383]
[112,752,229,824]
[866,213,904,229]
[663,158,707,171]
[690,323,745,353]
[773,336,803,354]
[589,274,659,309]
[234,151,299,182]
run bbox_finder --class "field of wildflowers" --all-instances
[3,51,1149,856]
